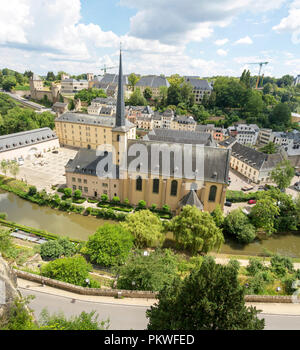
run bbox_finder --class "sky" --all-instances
[0,0,299,78]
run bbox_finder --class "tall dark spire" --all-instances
[115,48,125,127]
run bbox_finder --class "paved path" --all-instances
[17,278,300,330]
[214,257,300,270]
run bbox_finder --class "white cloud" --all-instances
[234,36,253,45]
[217,49,228,56]
[273,0,300,44]
[214,38,229,46]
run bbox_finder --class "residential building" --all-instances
[61,79,89,94]
[171,115,197,132]
[228,124,260,146]
[196,124,226,141]
[87,97,117,115]
[184,77,213,104]
[230,143,285,183]
[218,137,237,149]
[52,102,68,117]
[90,74,132,99]
[258,128,274,145]
[0,128,59,162]
[135,75,170,98]
[29,74,61,103]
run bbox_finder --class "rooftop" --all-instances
[136,75,170,88]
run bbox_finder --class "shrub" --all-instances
[162,205,170,213]
[41,255,92,287]
[40,240,64,260]
[86,224,134,267]
[57,237,77,257]
[246,258,265,276]
[73,190,82,199]
[112,196,120,204]
[115,249,178,292]
[270,254,294,277]
[138,200,147,209]
[224,209,256,244]
[28,186,37,197]
[101,194,108,202]
[151,204,157,211]
[0,213,7,220]
[124,198,130,206]
[63,188,72,198]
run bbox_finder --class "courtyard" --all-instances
[16,147,78,192]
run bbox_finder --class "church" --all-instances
[64,50,231,214]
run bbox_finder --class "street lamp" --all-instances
[85,278,90,287]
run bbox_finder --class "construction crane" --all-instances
[100,64,118,74]
[246,62,269,89]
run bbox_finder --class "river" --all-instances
[0,191,300,257]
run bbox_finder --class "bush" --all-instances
[73,190,82,199]
[40,240,64,260]
[270,254,294,277]
[246,258,265,276]
[28,186,37,196]
[63,188,72,198]
[162,205,170,213]
[86,224,134,267]
[151,204,157,211]
[112,196,120,204]
[41,255,92,287]
[138,200,147,209]
[0,213,7,220]
[57,237,77,257]
[224,209,256,244]
[115,249,178,292]
[101,194,108,202]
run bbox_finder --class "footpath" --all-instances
[17,278,300,316]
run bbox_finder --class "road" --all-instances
[20,288,300,330]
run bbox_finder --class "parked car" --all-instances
[52,150,59,154]
[296,171,300,177]
[294,182,300,191]
[248,200,257,205]
[225,201,232,207]
[242,185,254,191]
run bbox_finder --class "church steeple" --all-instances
[115,47,125,128]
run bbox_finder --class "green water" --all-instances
[0,192,114,241]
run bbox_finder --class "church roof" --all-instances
[179,190,204,210]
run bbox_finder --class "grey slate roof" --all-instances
[143,129,216,146]
[96,74,129,85]
[218,137,237,148]
[0,128,57,153]
[185,78,213,90]
[115,51,126,129]
[56,112,135,129]
[175,115,196,125]
[53,102,68,108]
[92,97,117,105]
[231,142,284,171]
[179,190,204,210]
[66,142,231,185]
[136,76,170,88]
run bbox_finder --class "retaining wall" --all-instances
[16,270,298,303]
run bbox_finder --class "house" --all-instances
[61,79,89,94]
[230,142,285,183]
[228,124,260,146]
[52,102,68,117]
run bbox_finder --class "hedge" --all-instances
[226,190,266,203]
[0,218,83,244]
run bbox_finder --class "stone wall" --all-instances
[15,270,300,303]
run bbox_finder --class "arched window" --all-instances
[136,176,142,191]
[209,186,217,202]
[153,179,160,194]
[171,180,178,197]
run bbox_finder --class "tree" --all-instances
[250,199,280,236]
[46,72,56,81]
[127,88,147,106]
[259,142,278,154]
[211,205,224,228]
[0,160,9,176]
[128,73,140,91]
[101,194,108,202]
[85,224,134,267]
[271,160,295,191]
[74,88,107,105]
[2,76,17,91]
[57,237,77,257]
[269,103,291,128]
[28,186,37,196]
[168,74,184,87]
[68,99,75,111]
[143,87,152,101]
[115,249,178,292]
[41,255,92,287]
[167,85,182,106]
[121,210,164,248]
[7,162,19,179]
[168,205,224,254]
[224,209,256,243]
[147,256,265,330]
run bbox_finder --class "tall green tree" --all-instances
[224,209,257,243]
[127,88,147,106]
[271,160,295,191]
[168,205,224,254]
[250,199,280,236]
[143,87,153,101]
[2,76,17,91]
[269,103,291,128]
[128,73,140,91]
[121,210,164,248]
[147,257,265,330]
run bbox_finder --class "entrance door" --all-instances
[94,191,98,198]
